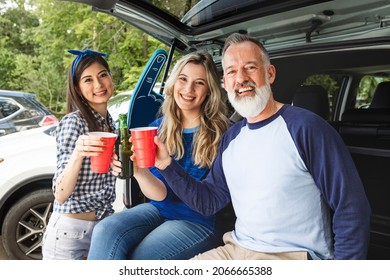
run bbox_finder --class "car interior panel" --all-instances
[336,81,390,259]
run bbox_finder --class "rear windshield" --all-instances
[141,0,297,25]
[142,0,201,21]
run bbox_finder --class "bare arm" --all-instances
[55,135,106,204]
[134,168,167,201]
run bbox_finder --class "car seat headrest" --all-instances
[370,81,390,109]
[292,85,330,120]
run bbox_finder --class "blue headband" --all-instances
[68,49,109,79]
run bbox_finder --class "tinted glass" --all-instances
[0,98,21,119]
[355,76,390,109]
[141,0,201,20]
[303,74,343,119]
[11,96,45,126]
[0,93,54,136]
[141,0,292,26]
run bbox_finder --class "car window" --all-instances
[302,74,343,119]
[0,98,22,119]
[148,0,201,20]
[355,76,390,109]
[10,97,44,125]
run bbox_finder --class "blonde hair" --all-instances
[159,52,230,168]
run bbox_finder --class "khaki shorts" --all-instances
[191,231,310,260]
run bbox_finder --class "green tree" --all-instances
[0,0,39,89]
[1,0,167,118]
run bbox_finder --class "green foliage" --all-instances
[356,76,390,108]
[303,74,339,98]
[303,74,343,116]
[0,49,17,89]
[304,73,390,110]
[152,0,199,19]
[0,0,166,118]
[0,0,39,89]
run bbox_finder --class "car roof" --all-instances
[65,0,390,63]
[0,89,36,98]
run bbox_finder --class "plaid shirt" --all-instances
[52,110,117,219]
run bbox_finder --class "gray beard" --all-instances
[228,82,271,118]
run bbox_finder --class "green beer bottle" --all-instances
[117,114,133,179]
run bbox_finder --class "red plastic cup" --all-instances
[88,132,117,173]
[130,127,158,168]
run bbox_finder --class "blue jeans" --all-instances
[87,203,219,260]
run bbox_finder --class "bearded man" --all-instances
[139,33,371,260]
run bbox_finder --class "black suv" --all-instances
[0,90,58,137]
[66,0,390,259]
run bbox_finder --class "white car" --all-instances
[0,90,58,137]
[0,125,56,260]
[108,83,162,123]
[0,124,125,260]
[68,0,390,260]
[0,86,153,260]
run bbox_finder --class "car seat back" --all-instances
[370,81,390,109]
[292,85,330,120]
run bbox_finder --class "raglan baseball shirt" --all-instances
[160,104,371,259]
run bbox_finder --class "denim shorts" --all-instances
[42,212,98,260]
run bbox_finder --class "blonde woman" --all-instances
[88,51,230,260]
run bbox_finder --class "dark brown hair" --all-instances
[66,55,111,131]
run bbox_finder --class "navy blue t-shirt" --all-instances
[148,117,215,230]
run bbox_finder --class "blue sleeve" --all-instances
[149,117,162,128]
[284,106,371,259]
[148,117,211,204]
[159,138,231,216]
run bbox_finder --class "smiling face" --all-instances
[173,62,209,118]
[222,41,276,120]
[78,62,114,114]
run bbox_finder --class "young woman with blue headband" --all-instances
[42,50,119,260]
